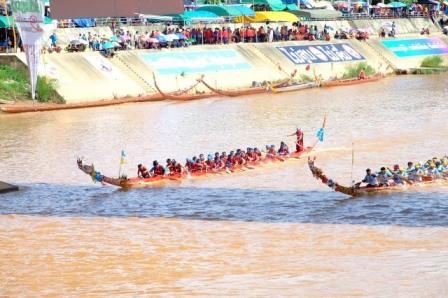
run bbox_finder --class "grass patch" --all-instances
[0,65,64,103]
[300,74,314,82]
[420,55,444,68]
[342,62,376,79]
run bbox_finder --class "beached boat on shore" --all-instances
[308,157,446,197]
[321,74,382,88]
[269,81,318,93]
[77,146,316,189]
[152,74,214,101]
[0,94,164,114]
[199,78,267,97]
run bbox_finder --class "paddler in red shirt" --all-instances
[150,160,165,177]
[289,128,304,152]
[358,68,366,80]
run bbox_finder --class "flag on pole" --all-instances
[10,0,45,101]
[316,127,325,142]
[315,114,327,142]
[120,150,127,165]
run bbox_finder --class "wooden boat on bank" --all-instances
[198,78,267,97]
[152,74,214,101]
[269,81,318,93]
[77,146,316,189]
[0,93,164,114]
[308,157,447,197]
[321,74,382,88]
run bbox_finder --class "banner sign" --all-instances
[277,43,365,65]
[381,38,448,58]
[84,55,125,81]
[11,0,45,100]
[140,49,252,75]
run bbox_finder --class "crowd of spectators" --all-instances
[46,22,339,54]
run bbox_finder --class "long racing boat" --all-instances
[152,74,214,101]
[308,157,446,197]
[268,81,318,94]
[321,74,382,88]
[199,78,267,97]
[77,146,316,189]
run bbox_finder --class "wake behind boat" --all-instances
[308,157,448,197]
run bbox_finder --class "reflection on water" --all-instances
[1,74,448,295]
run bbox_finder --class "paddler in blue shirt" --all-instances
[361,168,379,188]
[377,167,393,187]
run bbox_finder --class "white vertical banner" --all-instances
[11,0,45,101]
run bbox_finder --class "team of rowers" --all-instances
[358,156,448,188]
[137,129,305,179]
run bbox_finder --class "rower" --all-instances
[377,167,392,187]
[408,163,423,182]
[185,158,194,172]
[278,141,290,156]
[361,168,378,188]
[406,161,415,173]
[289,128,304,152]
[150,160,165,177]
[206,154,215,170]
[358,68,366,80]
[266,145,277,159]
[166,158,175,173]
[390,164,404,185]
[171,159,182,175]
[225,152,235,169]
[427,162,440,178]
[137,164,150,178]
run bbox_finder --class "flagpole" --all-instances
[351,142,355,187]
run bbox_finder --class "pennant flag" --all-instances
[10,0,45,101]
[315,114,327,142]
[120,150,127,165]
[316,127,325,142]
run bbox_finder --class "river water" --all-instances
[1,75,447,296]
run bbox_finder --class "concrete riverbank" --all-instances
[0,17,447,107]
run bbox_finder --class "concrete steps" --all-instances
[113,53,157,95]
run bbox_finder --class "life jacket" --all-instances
[173,164,182,174]
[153,165,165,176]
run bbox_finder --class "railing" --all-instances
[55,14,435,29]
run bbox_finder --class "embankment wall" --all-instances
[5,18,448,104]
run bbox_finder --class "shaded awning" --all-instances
[286,3,299,10]
[289,9,342,19]
[0,16,14,28]
[169,11,224,23]
[235,11,299,23]
[240,0,287,11]
[232,5,256,16]
[196,5,246,17]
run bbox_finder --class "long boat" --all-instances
[77,146,316,189]
[308,157,446,197]
[269,81,318,94]
[152,74,214,101]
[0,93,164,114]
[321,74,382,88]
[198,78,267,97]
